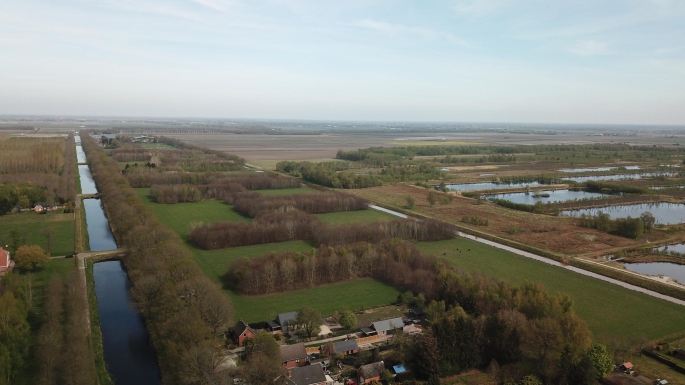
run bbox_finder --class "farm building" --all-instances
[409,307,425,318]
[358,361,385,384]
[281,343,307,369]
[270,311,298,333]
[619,362,634,373]
[363,317,404,337]
[674,348,685,360]
[231,319,255,347]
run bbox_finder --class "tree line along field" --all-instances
[134,188,401,322]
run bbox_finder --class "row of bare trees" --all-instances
[58,133,77,204]
[148,176,300,204]
[0,136,65,174]
[190,209,455,249]
[225,239,442,296]
[81,133,235,384]
[233,192,367,218]
[36,271,97,385]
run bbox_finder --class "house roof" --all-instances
[0,248,9,269]
[360,327,376,335]
[268,321,281,329]
[232,320,254,337]
[372,317,404,333]
[410,307,425,316]
[286,364,326,385]
[277,311,298,327]
[676,348,685,354]
[358,361,385,379]
[281,343,307,362]
[333,339,359,353]
[621,362,634,369]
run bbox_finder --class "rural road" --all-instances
[368,205,685,307]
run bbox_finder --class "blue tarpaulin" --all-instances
[393,365,406,374]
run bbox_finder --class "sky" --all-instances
[1,0,684,124]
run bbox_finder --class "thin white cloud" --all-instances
[186,0,232,12]
[453,0,505,15]
[355,19,468,46]
[568,40,610,56]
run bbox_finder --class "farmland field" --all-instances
[227,278,400,323]
[417,238,685,339]
[136,189,402,322]
[0,211,76,256]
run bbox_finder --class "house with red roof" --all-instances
[0,247,14,276]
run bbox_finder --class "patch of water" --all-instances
[83,199,117,251]
[560,202,685,225]
[624,262,685,284]
[562,172,676,183]
[487,189,607,204]
[447,181,542,191]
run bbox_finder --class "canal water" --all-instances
[78,165,98,194]
[560,202,685,225]
[83,199,117,251]
[624,262,685,284]
[76,145,87,164]
[447,181,543,191]
[93,261,161,385]
[487,189,607,204]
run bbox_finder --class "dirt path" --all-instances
[369,205,685,307]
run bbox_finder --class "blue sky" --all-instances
[1,0,684,124]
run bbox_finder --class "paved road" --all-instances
[368,205,685,307]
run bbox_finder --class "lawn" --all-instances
[316,209,396,224]
[228,278,401,323]
[193,240,313,287]
[417,238,685,340]
[137,190,402,322]
[0,211,76,256]
[135,188,249,241]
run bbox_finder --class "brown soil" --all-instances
[347,184,675,255]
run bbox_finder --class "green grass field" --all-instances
[0,212,76,256]
[228,278,400,323]
[417,238,685,340]
[136,188,249,241]
[136,188,403,322]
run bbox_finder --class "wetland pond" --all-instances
[447,181,543,191]
[624,262,685,284]
[487,189,607,204]
[560,202,685,225]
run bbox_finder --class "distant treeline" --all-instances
[276,161,383,189]
[148,175,300,204]
[191,213,455,250]
[232,192,367,218]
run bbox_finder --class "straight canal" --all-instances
[76,136,160,384]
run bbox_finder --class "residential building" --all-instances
[281,343,307,369]
[0,247,13,276]
[271,311,298,333]
[277,364,328,385]
[333,339,359,355]
[232,319,255,347]
[358,361,385,384]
